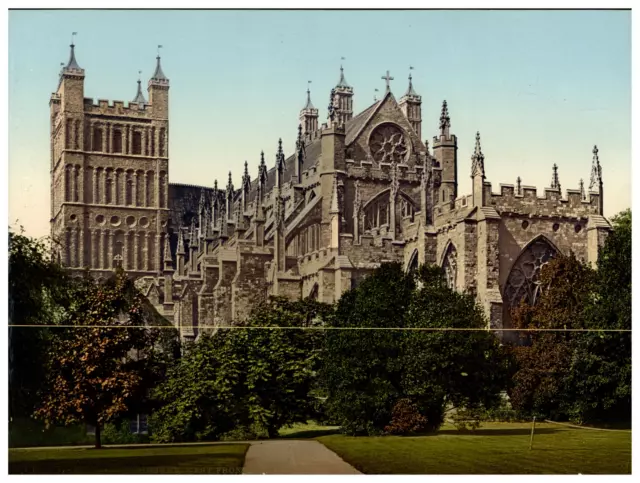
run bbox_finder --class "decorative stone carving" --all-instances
[504,237,557,309]
[369,124,408,164]
[442,243,457,290]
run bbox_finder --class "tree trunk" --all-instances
[95,422,102,449]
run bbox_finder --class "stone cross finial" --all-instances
[382,70,394,92]
[516,176,522,195]
[580,178,586,200]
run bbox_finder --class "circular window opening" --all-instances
[575,224,582,233]
[69,214,77,222]
[110,216,121,226]
[139,217,149,228]
[126,216,136,227]
[521,220,529,230]
[552,223,560,232]
[96,214,105,225]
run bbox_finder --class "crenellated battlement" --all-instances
[83,97,153,118]
[432,133,457,147]
[486,181,600,217]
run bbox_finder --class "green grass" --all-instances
[9,443,249,474]
[318,422,631,474]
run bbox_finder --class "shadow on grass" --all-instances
[279,428,342,439]
[9,453,244,474]
[435,428,561,437]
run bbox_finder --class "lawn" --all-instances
[318,422,632,474]
[9,443,249,474]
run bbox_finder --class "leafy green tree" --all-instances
[323,263,415,435]
[562,209,631,423]
[402,266,511,431]
[34,270,169,448]
[508,254,597,419]
[508,210,631,426]
[323,263,509,435]
[8,229,77,418]
[151,297,330,441]
[150,330,244,443]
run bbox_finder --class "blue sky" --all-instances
[8,9,631,238]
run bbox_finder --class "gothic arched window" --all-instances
[442,243,457,290]
[407,249,419,274]
[400,197,415,221]
[504,236,558,309]
[364,196,390,232]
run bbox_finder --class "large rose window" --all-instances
[369,124,408,164]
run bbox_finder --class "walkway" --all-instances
[242,440,361,474]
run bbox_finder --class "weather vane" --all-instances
[71,32,77,45]
[157,44,163,56]
[374,88,379,102]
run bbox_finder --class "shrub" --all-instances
[384,399,428,435]
[451,408,482,432]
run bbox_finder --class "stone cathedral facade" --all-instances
[51,44,612,341]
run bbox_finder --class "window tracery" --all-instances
[368,124,408,164]
[504,237,557,308]
[442,243,457,290]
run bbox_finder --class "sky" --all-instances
[8,9,631,239]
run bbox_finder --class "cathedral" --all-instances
[50,42,612,341]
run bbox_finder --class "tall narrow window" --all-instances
[113,129,123,153]
[132,131,142,155]
[159,128,166,157]
[92,127,103,152]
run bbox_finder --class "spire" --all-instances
[176,226,186,255]
[471,131,485,178]
[63,32,83,73]
[589,145,602,190]
[439,100,451,135]
[403,70,420,98]
[303,87,315,110]
[150,45,169,84]
[242,161,251,190]
[132,70,147,104]
[276,138,285,172]
[336,63,351,89]
[516,176,522,195]
[259,150,268,185]
[580,178,586,200]
[551,164,561,191]
[189,219,198,248]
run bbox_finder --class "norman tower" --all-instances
[50,41,171,279]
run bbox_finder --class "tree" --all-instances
[34,270,167,448]
[322,263,415,435]
[8,229,77,419]
[562,209,631,423]
[323,263,510,435]
[507,254,597,419]
[151,297,331,442]
[507,210,631,425]
[402,266,511,431]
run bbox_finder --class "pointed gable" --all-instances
[345,91,426,166]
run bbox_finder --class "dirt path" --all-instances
[242,440,361,475]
